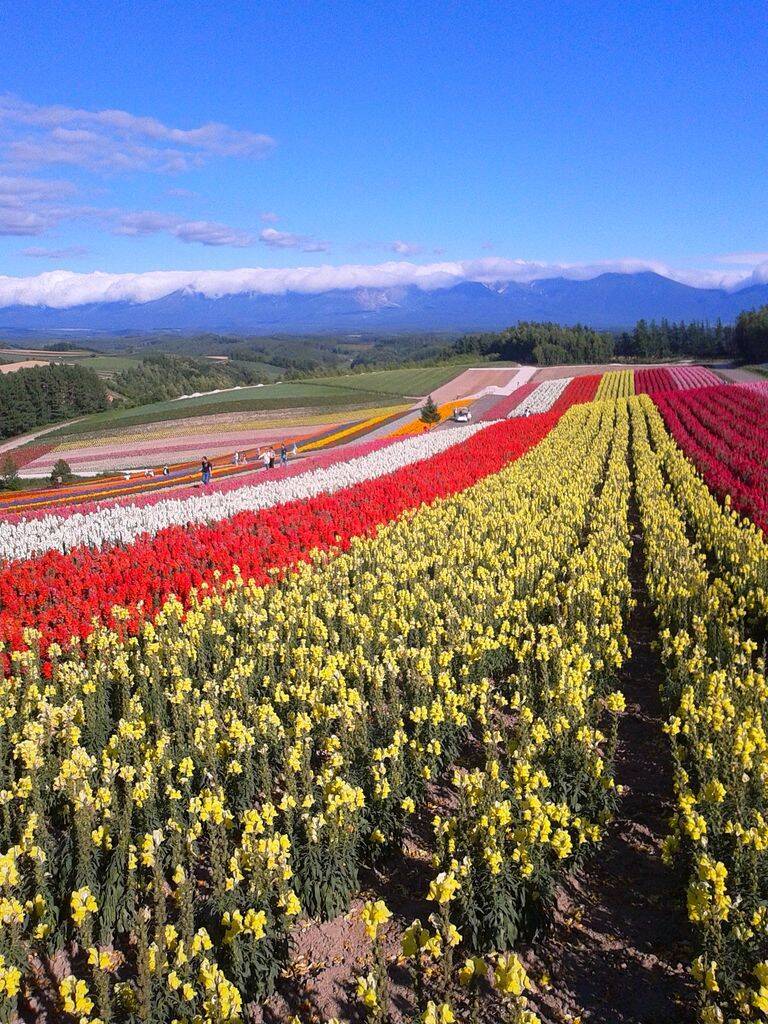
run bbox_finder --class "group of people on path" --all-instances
[200,441,298,486]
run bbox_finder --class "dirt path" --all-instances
[525,500,697,1024]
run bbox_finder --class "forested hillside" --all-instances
[0,363,109,439]
[454,321,615,364]
[112,353,272,404]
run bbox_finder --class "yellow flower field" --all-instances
[2,387,767,1023]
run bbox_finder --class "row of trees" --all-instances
[0,362,109,440]
[454,322,615,365]
[614,319,734,358]
[732,305,768,363]
[453,311,768,364]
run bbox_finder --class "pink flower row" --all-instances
[0,436,399,524]
[635,365,722,394]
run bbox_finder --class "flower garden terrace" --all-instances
[0,361,731,519]
[1,379,768,1024]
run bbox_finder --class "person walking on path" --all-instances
[280,443,288,466]
[201,456,212,485]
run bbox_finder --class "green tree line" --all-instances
[112,354,271,405]
[452,314,766,363]
[614,318,734,358]
[0,363,109,440]
[454,322,615,365]
[731,305,768,363]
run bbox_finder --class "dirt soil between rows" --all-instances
[254,498,698,1024]
[524,499,697,1024]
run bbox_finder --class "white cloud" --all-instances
[0,174,78,235]
[0,209,50,236]
[259,227,330,252]
[715,251,768,266]
[0,256,764,309]
[114,210,253,247]
[114,210,179,236]
[173,220,253,247]
[21,245,89,259]
[391,240,423,255]
[0,94,275,174]
[0,174,75,205]
[259,211,279,223]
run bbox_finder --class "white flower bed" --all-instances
[0,422,486,563]
[509,378,570,417]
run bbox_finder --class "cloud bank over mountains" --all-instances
[1,257,767,309]
[0,95,765,310]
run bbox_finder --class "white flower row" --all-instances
[0,422,487,564]
[509,377,570,417]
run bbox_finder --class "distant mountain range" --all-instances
[1,272,767,335]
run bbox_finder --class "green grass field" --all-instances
[42,366,465,438]
[0,350,142,378]
[316,365,463,397]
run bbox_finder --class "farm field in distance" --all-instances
[0,347,143,378]
[2,357,768,1024]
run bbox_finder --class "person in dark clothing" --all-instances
[280,444,288,466]
[201,457,212,485]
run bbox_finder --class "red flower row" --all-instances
[549,374,601,415]
[653,384,768,531]
[477,381,539,420]
[0,414,559,657]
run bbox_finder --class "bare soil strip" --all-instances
[525,500,696,1024]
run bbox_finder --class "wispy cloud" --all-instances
[0,174,75,205]
[259,227,330,252]
[21,245,89,259]
[174,221,253,247]
[0,174,78,235]
[390,240,423,256]
[0,94,275,174]
[115,210,254,247]
[166,187,200,200]
[714,251,768,266]
[1,256,764,309]
[259,211,279,223]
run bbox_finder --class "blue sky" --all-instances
[0,0,767,302]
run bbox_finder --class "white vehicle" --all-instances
[452,407,472,423]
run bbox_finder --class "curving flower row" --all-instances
[0,438,399,525]
[0,425,486,564]
[635,365,722,394]
[653,383,768,531]
[548,373,601,415]
[595,369,634,399]
[631,395,768,1021]
[0,400,632,1024]
[508,377,570,417]
[477,379,539,420]
[0,415,560,656]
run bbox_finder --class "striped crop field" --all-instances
[1,363,765,1024]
